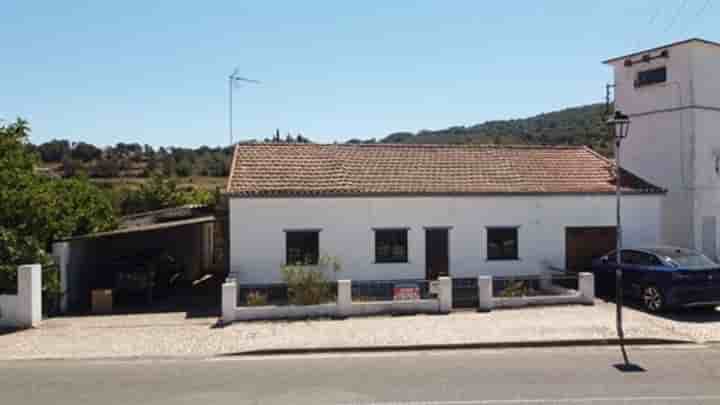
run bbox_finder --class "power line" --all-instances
[636,1,663,52]
[647,3,662,25]
[677,0,713,38]
[695,0,712,17]
[664,0,689,33]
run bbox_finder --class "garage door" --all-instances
[565,227,616,272]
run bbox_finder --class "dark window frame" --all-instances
[486,227,519,261]
[285,230,320,265]
[635,66,667,87]
[374,228,409,263]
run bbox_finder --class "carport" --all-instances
[52,209,222,315]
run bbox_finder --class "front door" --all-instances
[426,228,449,280]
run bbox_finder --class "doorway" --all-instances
[425,228,449,280]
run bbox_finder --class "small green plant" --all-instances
[499,279,530,297]
[281,255,341,305]
[246,290,268,306]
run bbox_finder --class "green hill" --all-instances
[372,103,613,156]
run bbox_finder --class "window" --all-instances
[637,252,662,266]
[286,231,319,265]
[635,67,666,87]
[487,227,518,261]
[375,229,408,263]
[619,250,661,266]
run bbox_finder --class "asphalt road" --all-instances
[2,345,720,404]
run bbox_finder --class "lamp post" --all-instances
[228,69,260,146]
[607,110,631,358]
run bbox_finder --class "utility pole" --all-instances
[228,68,260,146]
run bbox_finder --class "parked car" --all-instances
[591,246,720,313]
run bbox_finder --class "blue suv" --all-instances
[591,246,720,313]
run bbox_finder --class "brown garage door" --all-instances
[565,227,617,272]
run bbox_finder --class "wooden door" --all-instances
[426,229,449,279]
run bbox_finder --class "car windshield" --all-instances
[652,248,717,267]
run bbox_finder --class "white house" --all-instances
[604,38,720,260]
[225,143,663,284]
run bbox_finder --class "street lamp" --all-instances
[607,110,631,365]
[228,68,260,146]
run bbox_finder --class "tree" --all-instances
[119,175,214,214]
[162,156,176,177]
[0,118,116,292]
[71,142,102,162]
[37,139,71,162]
[92,158,121,178]
[175,158,193,177]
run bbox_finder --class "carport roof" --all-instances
[56,216,216,242]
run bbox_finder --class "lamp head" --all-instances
[607,110,631,140]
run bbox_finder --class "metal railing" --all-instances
[452,278,479,308]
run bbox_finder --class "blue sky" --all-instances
[1,1,718,147]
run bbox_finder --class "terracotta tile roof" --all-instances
[225,143,664,197]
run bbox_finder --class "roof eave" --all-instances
[602,38,720,64]
[225,190,666,198]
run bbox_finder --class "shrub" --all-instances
[498,279,529,297]
[281,255,341,305]
[246,290,268,306]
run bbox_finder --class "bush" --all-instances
[246,290,268,306]
[0,228,52,293]
[498,279,530,297]
[281,255,341,305]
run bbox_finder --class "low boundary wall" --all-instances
[222,277,452,324]
[0,265,42,329]
[478,272,595,312]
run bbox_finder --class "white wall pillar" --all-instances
[579,272,595,305]
[52,242,70,313]
[222,279,237,325]
[539,273,552,291]
[337,280,352,318]
[477,275,493,312]
[438,276,452,314]
[16,264,42,328]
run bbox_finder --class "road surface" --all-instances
[2,345,720,404]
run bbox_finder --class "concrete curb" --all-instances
[221,337,696,357]
[0,338,698,363]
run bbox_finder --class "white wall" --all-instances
[0,265,42,328]
[608,40,720,252]
[229,195,661,284]
[690,42,720,107]
[612,44,693,117]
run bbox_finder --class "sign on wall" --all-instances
[393,283,420,301]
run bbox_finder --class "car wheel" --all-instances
[641,285,665,313]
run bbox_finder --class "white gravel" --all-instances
[0,300,712,360]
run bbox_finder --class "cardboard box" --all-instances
[91,289,113,314]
